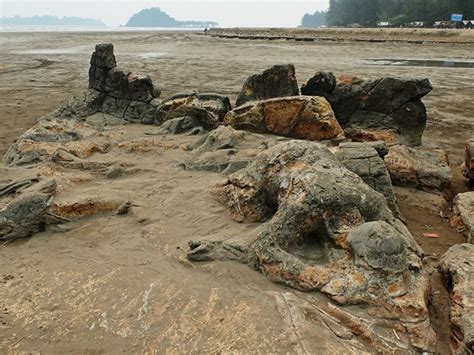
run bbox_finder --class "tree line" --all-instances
[301,0,474,27]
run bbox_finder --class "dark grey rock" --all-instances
[0,194,51,240]
[302,74,432,146]
[235,64,299,106]
[301,72,336,96]
[348,221,408,273]
[334,142,402,219]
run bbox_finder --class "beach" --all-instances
[0,28,473,353]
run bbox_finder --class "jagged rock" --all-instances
[301,74,432,146]
[450,192,474,242]
[85,43,161,121]
[57,89,105,119]
[384,145,452,195]
[0,193,51,240]
[438,244,474,353]
[190,140,434,351]
[89,43,116,91]
[301,71,336,96]
[463,138,474,184]
[235,64,299,106]
[104,69,157,102]
[224,96,343,141]
[155,93,231,125]
[0,168,40,198]
[332,142,402,219]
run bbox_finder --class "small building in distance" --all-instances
[377,21,391,28]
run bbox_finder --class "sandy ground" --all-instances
[0,30,473,353]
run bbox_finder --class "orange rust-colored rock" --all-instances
[51,199,121,218]
[224,96,343,141]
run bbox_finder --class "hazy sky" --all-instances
[1,0,329,27]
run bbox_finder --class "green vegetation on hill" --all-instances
[1,15,105,27]
[125,7,218,28]
[302,0,474,27]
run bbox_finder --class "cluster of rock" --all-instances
[2,43,473,353]
[301,73,432,147]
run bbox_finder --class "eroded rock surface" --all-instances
[224,96,343,141]
[190,140,435,351]
[181,126,275,173]
[332,141,402,219]
[450,192,474,243]
[385,144,452,195]
[438,244,474,353]
[302,73,432,146]
[235,64,299,106]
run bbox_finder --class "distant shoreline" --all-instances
[0,25,206,33]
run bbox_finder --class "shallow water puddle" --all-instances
[137,52,169,59]
[364,58,474,68]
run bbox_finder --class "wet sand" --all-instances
[0,30,473,353]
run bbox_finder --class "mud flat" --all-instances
[0,30,473,353]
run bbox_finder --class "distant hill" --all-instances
[300,10,327,28]
[125,7,218,28]
[1,15,106,27]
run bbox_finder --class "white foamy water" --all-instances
[0,25,204,33]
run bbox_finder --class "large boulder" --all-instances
[189,140,434,351]
[438,244,474,353]
[301,73,432,146]
[450,192,474,243]
[235,64,299,106]
[384,145,452,195]
[463,138,474,185]
[224,96,343,141]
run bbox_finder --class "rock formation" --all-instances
[301,73,433,146]
[450,192,474,242]
[87,43,161,121]
[235,64,299,106]
[189,140,435,351]
[224,96,343,141]
[384,145,452,195]
[438,244,474,353]
[3,43,465,353]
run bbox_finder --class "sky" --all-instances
[1,0,329,27]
